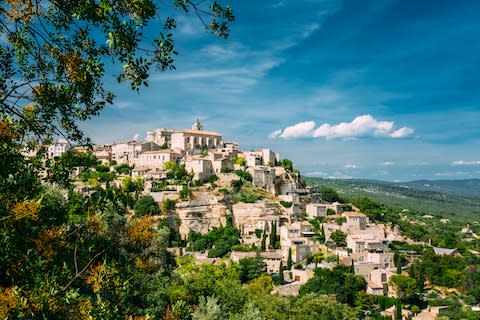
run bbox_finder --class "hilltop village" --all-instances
[37,120,480,319]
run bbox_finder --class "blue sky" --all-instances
[84,0,480,182]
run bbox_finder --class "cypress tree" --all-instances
[269,221,276,248]
[261,224,267,251]
[279,261,284,284]
[418,264,425,293]
[396,254,402,274]
[395,299,402,320]
[287,247,292,270]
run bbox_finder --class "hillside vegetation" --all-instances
[306,178,480,223]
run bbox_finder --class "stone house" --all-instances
[230,251,282,274]
[342,211,368,231]
[185,156,214,181]
[47,139,71,159]
[306,203,329,218]
[134,149,181,170]
[111,140,140,165]
[346,234,385,253]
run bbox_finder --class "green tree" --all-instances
[1,0,234,144]
[191,296,223,320]
[246,274,273,299]
[279,159,293,171]
[238,257,266,284]
[319,185,342,203]
[330,230,347,247]
[134,195,159,217]
[388,275,417,301]
[278,261,284,284]
[287,247,293,270]
[292,293,357,320]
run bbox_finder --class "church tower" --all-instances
[192,118,203,131]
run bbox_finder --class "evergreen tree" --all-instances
[396,254,402,274]
[261,231,266,252]
[350,260,355,274]
[418,264,425,293]
[279,261,284,284]
[287,248,292,270]
[269,222,276,249]
[395,299,402,320]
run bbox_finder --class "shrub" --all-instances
[161,199,177,212]
[220,166,233,173]
[179,186,190,200]
[236,170,252,182]
[233,190,262,203]
[279,200,292,208]
[134,195,160,217]
[115,163,132,175]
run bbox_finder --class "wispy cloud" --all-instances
[451,160,480,166]
[345,164,358,169]
[270,115,414,140]
[379,161,395,166]
[110,101,140,109]
[272,1,286,8]
[435,171,470,177]
[305,171,329,177]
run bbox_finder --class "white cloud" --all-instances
[313,115,394,139]
[451,160,480,166]
[271,115,414,140]
[345,164,358,169]
[133,133,141,141]
[278,121,316,139]
[390,127,414,138]
[268,129,283,139]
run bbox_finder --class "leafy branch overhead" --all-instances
[0,0,234,144]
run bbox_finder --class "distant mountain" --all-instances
[305,177,480,223]
[394,179,480,198]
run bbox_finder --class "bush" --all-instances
[233,157,246,166]
[220,166,233,173]
[279,200,292,208]
[179,186,190,200]
[233,190,262,203]
[95,164,110,172]
[231,244,256,252]
[218,188,229,195]
[134,195,160,217]
[236,170,252,182]
[231,179,243,189]
[161,199,177,212]
[115,163,131,175]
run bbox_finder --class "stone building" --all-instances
[170,119,223,152]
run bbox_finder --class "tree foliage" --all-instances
[0,0,234,144]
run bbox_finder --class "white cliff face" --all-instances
[175,191,229,239]
[232,200,286,246]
